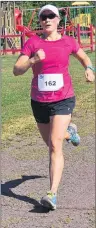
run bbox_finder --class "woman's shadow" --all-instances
[1,175,50,213]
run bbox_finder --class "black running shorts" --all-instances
[31,96,76,124]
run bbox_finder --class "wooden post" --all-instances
[0,2,2,35]
[13,2,16,30]
[90,24,93,52]
[21,28,25,49]
[4,12,7,54]
[77,24,81,45]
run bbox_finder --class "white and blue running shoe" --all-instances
[67,124,80,146]
[40,191,57,210]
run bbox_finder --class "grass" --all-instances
[2,55,32,122]
[1,52,95,140]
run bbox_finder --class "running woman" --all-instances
[13,5,95,210]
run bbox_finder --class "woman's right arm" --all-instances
[13,49,45,76]
[13,55,35,76]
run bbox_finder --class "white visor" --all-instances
[38,5,59,18]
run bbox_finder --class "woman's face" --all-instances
[40,10,60,33]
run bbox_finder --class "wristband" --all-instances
[86,66,95,72]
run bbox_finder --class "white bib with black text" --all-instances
[38,74,64,92]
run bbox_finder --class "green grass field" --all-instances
[2,53,95,140]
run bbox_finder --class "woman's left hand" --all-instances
[85,68,95,82]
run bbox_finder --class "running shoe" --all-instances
[67,124,80,146]
[40,191,57,210]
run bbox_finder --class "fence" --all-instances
[77,24,95,52]
[0,33,25,54]
[0,24,95,55]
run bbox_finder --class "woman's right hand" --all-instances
[13,49,45,76]
[33,49,46,63]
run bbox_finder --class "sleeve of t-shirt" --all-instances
[71,37,80,54]
[20,38,34,57]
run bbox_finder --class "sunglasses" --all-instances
[40,13,56,21]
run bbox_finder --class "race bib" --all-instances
[38,74,64,91]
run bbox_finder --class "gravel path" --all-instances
[1,134,95,228]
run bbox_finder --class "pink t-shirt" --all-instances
[21,35,80,102]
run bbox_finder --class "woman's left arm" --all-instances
[73,48,95,82]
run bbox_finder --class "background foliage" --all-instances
[15,1,95,28]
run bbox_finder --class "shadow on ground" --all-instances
[1,175,50,213]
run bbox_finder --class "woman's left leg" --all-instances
[37,121,79,147]
[49,114,71,194]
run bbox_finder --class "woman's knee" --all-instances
[49,137,63,152]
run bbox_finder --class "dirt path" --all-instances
[1,133,95,228]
